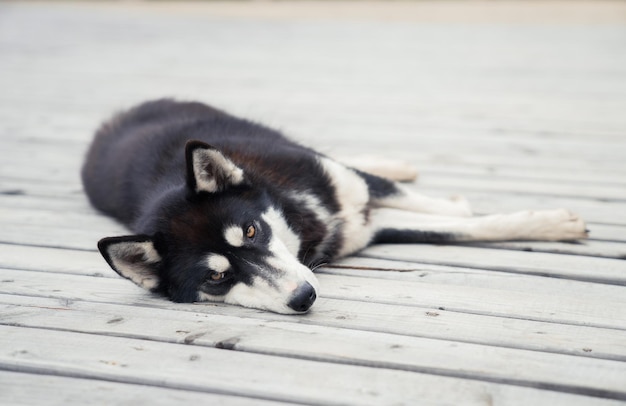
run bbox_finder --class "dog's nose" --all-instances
[287,281,317,313]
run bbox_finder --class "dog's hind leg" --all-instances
[370,208,588,244]
[358,170,473,217]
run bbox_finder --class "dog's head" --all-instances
[97,140,319,314]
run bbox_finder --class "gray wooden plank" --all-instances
[359,244,626,285]
[327,257,626,298]
[2,271,625,361]
[0,370,287,406]
[1,2,625,405]
[2,190,625,229]
[2,209,623,257]
[0,194,93,213]
[2,245,625,329]
[0,132,626,186]
[2,296,626,399]
[416,174,626,201]
[0,224,100,251]
[458,240,626,260]
[457,191,626,226]
[6,325,618,405]
[0,244,113,276]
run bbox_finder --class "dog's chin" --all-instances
[223,293,315,315]
[197,277,319,315]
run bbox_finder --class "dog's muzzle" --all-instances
[287,281,317,312]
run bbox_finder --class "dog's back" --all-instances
[83,99,587,313]
[82,99,327,228]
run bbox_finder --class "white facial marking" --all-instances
[262,206,320,293]
[197,205,323,314]
[206,254,230,273]
[197,291,224,302]
[224,225,244,247]
[224,276,316,315]
[262,207,301,257]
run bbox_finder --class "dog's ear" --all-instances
[98,235,162,291]
[185,140,244,194]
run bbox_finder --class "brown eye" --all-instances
[246,225,256,239]
[210,271,225,281]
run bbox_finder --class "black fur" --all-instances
[83,99,589,311]
[82,99,404,305]
[83,99,346,258]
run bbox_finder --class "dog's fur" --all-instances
[82,99,588,314]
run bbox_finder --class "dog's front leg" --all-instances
[369,208,588,244]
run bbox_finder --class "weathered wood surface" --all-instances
[1,1,626,405]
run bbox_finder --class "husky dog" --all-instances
[82,99,588,314]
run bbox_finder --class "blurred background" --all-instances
[1,1,625,216]
[2,3,626,402]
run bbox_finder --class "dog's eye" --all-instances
[209,271,227,282]
[246,224,256,239]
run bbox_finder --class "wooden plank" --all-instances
[328,257,626,298]
[2,296,626,399]
[2,271,626,361]
[416,174,626,201]
[0,206,125,231]
[359,244,626,285]
[1,3,625,406]
[0,194,93,213]
[3,137,626,200]
[0,244,113,276]
[6,325,619,406]
[0,224,103,251]
[2,241,626,329]
[0,370,285,406]
[3,82,626,145]
[411,161,626,186]
[316,274,626,329]
[2,212,623,257]
[4,134,626,185]
[456,191,626,226]
[458,240,626,260]
[585,224,626,243]
[2,190,625,241]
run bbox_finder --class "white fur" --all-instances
[318,157,372,257]
[197,292,224,302]
[286,191,341,261]
[262,206,320,294]
[373,184,473,217]
[197,206,319,313]
[224,277,296,314]
[262,207,301,257]
[224,225,244,247]
[206,254,231,273]
[369,208,587,242]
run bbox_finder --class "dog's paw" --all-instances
[520,209,588,241]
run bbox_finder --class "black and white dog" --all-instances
[82,99,587,314]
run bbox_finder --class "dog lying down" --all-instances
[82,99,588,314]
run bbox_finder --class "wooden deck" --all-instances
[1,1,626,404]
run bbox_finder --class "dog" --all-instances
[82,99,588,314]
